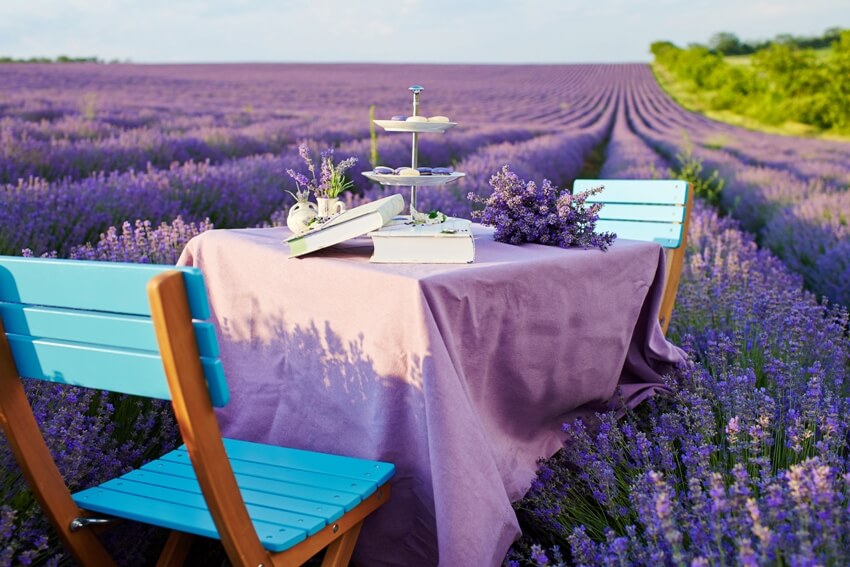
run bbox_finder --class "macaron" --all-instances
[431,167,452,175]
[396,167,420,176]
[405,116,428,123]
[428,116,450,123]
[373,166,394,175]
[416,167,433,175]
[390,115,408,121]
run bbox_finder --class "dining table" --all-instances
[177,223,685,566]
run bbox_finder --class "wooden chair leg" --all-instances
[320,521,363,567]
[156,531,195,567]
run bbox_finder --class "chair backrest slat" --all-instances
[595,219,682,248]
[573,179,690,249]
[597,203,686,223]
[7,333,171,399]
[0,257,210,319]
[0,257,228,407]
[0,304,220,358]
[6,333,229,406]
[573,179,688,205]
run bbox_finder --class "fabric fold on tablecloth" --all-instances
[610,246,686,414]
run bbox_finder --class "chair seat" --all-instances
[72,438,395,553]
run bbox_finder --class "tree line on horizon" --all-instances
[0,55,100,64]
[699,27,845,56]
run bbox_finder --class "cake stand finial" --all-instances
[409,85,424,118]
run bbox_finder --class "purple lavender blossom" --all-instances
[469,165,616,251]
[286,143,358,199]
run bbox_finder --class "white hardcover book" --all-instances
[368,218,475,264]
[285,194,404,258]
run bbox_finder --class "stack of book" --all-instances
[368,219,474,264]
[284,194,475,263]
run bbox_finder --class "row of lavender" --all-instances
[507,83,850,566]
[623,66,850,305]
[1,63,629,257]
[1,63,618,185]
[0,125,551,256]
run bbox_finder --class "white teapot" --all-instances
[286,192,318,235]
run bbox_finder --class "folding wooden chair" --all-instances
[573,179,692,335]
[0,256,393,567]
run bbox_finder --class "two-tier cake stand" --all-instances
[362,85,465,215]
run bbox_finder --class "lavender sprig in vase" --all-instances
[286,144,358,224]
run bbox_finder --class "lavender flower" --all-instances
[286,143,357,199]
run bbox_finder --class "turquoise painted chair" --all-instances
[0,256,393,567]
[573,179,692,335]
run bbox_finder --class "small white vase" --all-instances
[287,201,318,234]
[317,197,346,218]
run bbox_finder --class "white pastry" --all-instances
[428,116,450,123]
[396,167,421,176]
[405,116,428,122]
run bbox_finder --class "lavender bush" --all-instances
[63,217,212,264]
[0,155,293,257]
[0,383,180,565]
[507,204,850,566]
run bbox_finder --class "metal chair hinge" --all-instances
[69,517,116,531]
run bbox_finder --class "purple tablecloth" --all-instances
[177,224,684,566]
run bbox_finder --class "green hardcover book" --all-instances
[285,194,404,258]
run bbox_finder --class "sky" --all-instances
[0,0,847,64]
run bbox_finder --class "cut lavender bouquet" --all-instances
[468,165,616,251]
[286,143,358,200]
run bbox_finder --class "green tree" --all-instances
[752,43,816,94]
[709,32,752,55]
[824,30,850,130]
[649,41,678,62]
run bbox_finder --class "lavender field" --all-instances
[1,62,849,566]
